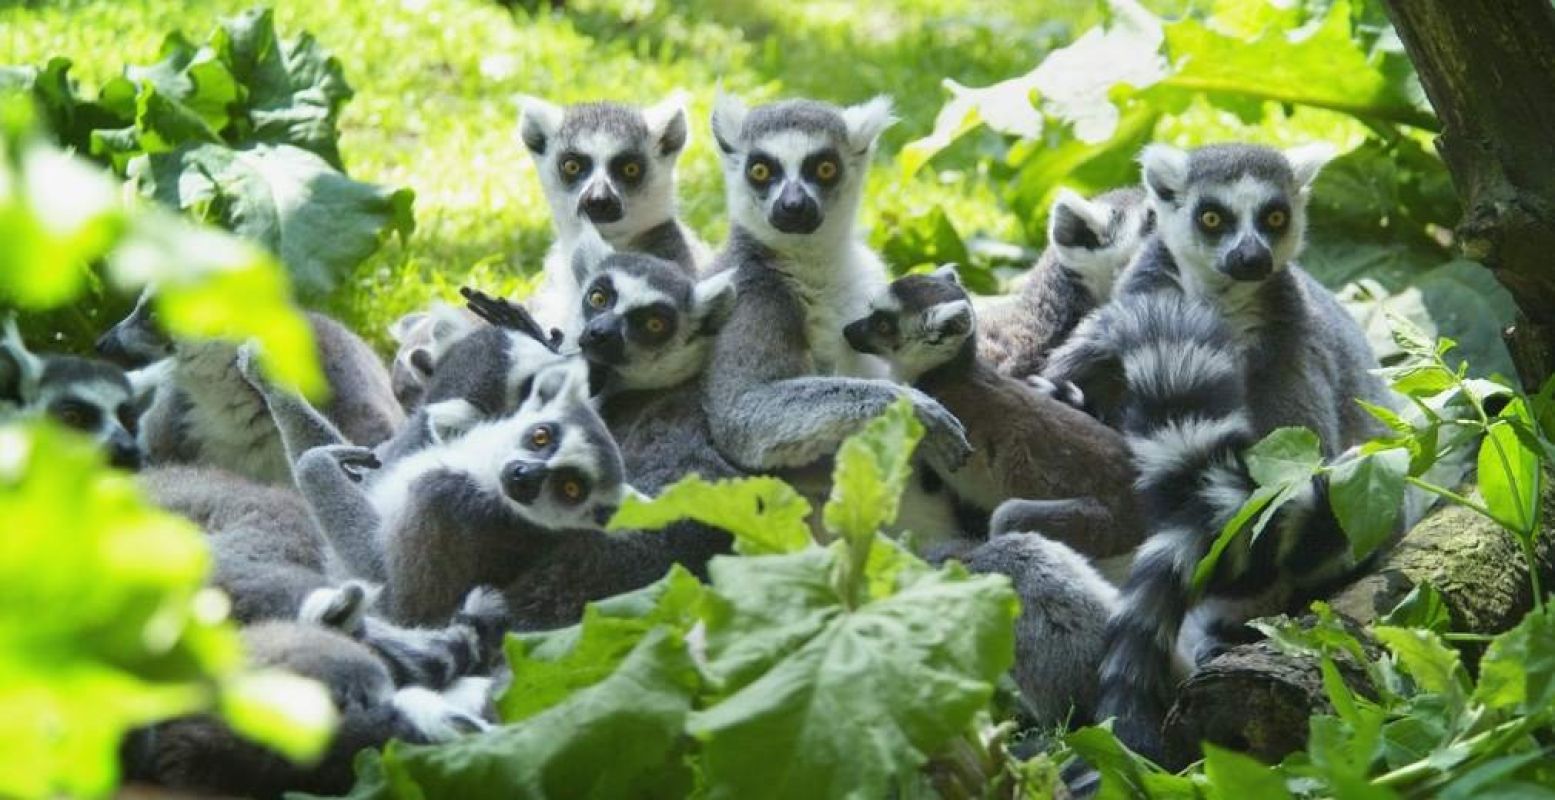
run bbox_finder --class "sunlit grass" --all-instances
[2,0,1099,350]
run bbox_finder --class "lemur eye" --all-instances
[621,161,642,179]
[529,425,553,448]
[561,158,583,176]
[560,479,585,503]
[747,162,771,183]
[873,317,893,336]
[1198,210,1223,230]
[1265,209,1288,229]
[587,289,609,309]
[815,160,838,181]
[643,315,668,335]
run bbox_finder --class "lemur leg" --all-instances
[990,497,1136,560]
[295,445,388,582]
[237,342,351,466]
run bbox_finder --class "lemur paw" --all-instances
[318,444,382,482]
[392,686,492,742]
[455,586,512,663]
[234,340,269,391]
[1025,374,1087,410]
[299,580,382,634]
[907,390,973,473]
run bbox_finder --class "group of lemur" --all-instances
[0,88,1439,795]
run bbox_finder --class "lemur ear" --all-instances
[842,95,896,156]
[931,264,962,286]
[690,270,738,334]
[388,311,428,344]
[1139,144,1190,206]
[1284,142,1338,190]
[644,91,690,157]
[518,95,564,156]
[126,358,172,412]
[570,226,615,287]
[1049,187,1110,250]
[0,316,42,406]
[425,398,482,445]
[529,359,590,410]
[926,300,973,340]
[710,87,747,156]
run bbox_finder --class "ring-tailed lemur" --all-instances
[385,303,482,413]
[700,91,971,485]
[1,316,148,469]
[978,187,1152,378]
[97,290,403,484]
[293,362,639,629]
[124,620,491,799]
[519,94,709,333]
[843,268,1143,563]
[1044,143,1404,761]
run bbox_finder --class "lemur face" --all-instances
[496,362,627,530]
[1048,186,1153,297]
[711,93,894,242]
[419,326,571,444]
[2,322,143,469]
[844,267,973,383]
[96,289,174,368]
[574,250,735,391]
[1141,143,1333,285]
[519,96,689,242]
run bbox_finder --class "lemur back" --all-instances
[519,95,707,334]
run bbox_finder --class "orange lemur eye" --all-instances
[561,480,583,502]
[1198,210,1223,230]
[561,158,583,176]
[644,316,667,334]
[815,160,838,181]
[747,162,771,182]
[530,426,552,448]
[622,161,641,179]
[1265,209,1288,229]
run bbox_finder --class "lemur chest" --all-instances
[787,270,884,379]
[176,348,289,483]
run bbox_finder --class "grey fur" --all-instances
[845,270,1143,558]
[1,315,143,469]
[701,94,971,484]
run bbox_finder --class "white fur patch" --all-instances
[1122,340,1238,399]
[1128,412,1252,483]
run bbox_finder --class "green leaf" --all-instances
[218,668,336,765]
[608,476,812,556]
[1475,604,1555,714]
[124,31,240,134]
[1194,482,1279,593]
[823,397,921,544]
[135,142,414,298]
[1203,744,1291,799]
[1380,583,1451,634]
[1372,626,1464,698]
[370,627,699,799]
[1389,364,1458,398]
[690,551,1017,800]
[497,566,703,722]
[1062,725,1153,799]
[1246,427,1324,488]
[1329,448,1409,560]
[1477,408,1542,538]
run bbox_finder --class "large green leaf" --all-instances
[1329,447,1409,560]
[1477,404,1543,539]
[823,397,921,544]
[608,476,812,556]
[689,550,1017,800]
[1246,426,1325,487]
[135,142,413,298]
[1372,626,1464,699]
[1475,604,1555,715]
[1203,743,1292,800]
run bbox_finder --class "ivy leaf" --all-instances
[823,397,921,544]
[135,142,414,299]
[690,551,1017,800]
[497,566,704,723]
[1329,447,1409,560]
[608,476,812,556]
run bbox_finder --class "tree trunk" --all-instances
[1379,0,1555,390]
[1161,486,1555,765]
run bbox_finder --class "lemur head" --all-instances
[493,361,628,530]
[1048,186,1153,299]
[1139,142,1335,286]
[387,304,480,412]
[844,266,973,383]
[519,94,690,245]
[418,324,572,444]
[2,318,145,469]
[570,231,736,391]
[95,288,174,368]
[711,91,894,246]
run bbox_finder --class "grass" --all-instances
[2,0,1102,351]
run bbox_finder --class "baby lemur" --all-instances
[700,91,970,484]
[844,267,1142,561]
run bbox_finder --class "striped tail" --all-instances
[1091,291,1260,761]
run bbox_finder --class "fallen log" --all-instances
[1160,485,1555,766]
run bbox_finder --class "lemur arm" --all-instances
[237,345,351,466]
[703,282,968,472]
[382,471,508,627]
[295,445,388,582]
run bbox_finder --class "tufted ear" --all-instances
[710,87,748,156]
[841,95,896,155]
[644,90,690,157]
[570,226,615,286]
[1139,144,1190,207]
[518,95,564,156]
[425,398,482,445]
[690,270,738,335]
[930,264,962,286]
[1284,142,1338,190]
[528,359,590,411]
[0,315,42,407]
[925,299,973,340]
[1049,187,1112,250]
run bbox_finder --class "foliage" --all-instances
[0,98,331,797]
[2,7,414,301]
[324,400,1026,799]
[905,0,1517,375]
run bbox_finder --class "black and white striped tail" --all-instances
[1092,292,1262,761]
[302,583,510,689]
